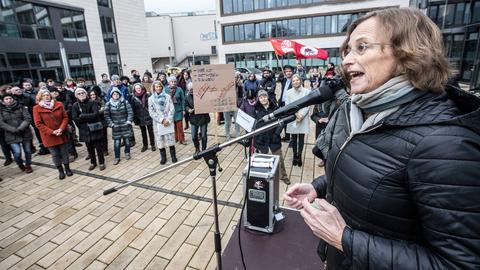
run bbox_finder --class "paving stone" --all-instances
[73,221,117,254]
[144,256,169,270]
[83,206,121,233]
[0,254,22,269]
[164,243,197,270]
[37,231,89,268]
[85,260,107,270]
[16,223,68,258]
[12,241,57,269]
[66,239,112,270]
[157,225,193,260]
[47,250,81,270]
[157,209,189,238]
[51,214,96,245]
[97,227,142,264]
[0,234,37,260]
[104,212,142,241]
[133,203,166,230]
[125,235,167,270]
[1,217,49,248]
[105,247,139,270]
[130,217,167,250]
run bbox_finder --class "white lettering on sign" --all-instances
[200,32,217,41]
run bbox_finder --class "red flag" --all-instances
[294,43,329,60]
[270,38,296,56]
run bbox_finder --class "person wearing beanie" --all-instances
[104,87,134,165]
[254,90,290,185]
[149,81,177,164]
[0,93,34,173]
[72,88,106,171]
[164,76,186,145]
[260,68,276,103]
[185,82,210,153]
[105,75,129,102]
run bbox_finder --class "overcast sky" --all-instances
[144,0,216,14]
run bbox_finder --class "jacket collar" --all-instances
[383,84,480,134]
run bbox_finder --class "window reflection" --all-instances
[60,9,87,42]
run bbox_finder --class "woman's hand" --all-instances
[163,119,170,127]
[284,183,317,209]
[295,112,303,122]
[300,198,346,252]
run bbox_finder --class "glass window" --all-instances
[68,54,81,66]
[29,53,43,67]
[233,0,243,13]
[428,5,438,21]
[282,20,288,36]
[290,0,300,5]
[0,0,16,23]
[16,1,35,25]
[255,22,266,39]
[12,70,31,81]
[464,3,471,24]
[454,3,465,25]
[474,1,480,23]
[0,71,11,85]
[61,9,87,42]
[338,14,350,32]
[330,15,338,33]
[244,0,253,12]
[101,16,116,43]
[266,0,275,8]
[437,5,445,26]
[0,54,6,68]
[266,21,273,38]
[288,18,299,36]
[44,53,61,67]
[245,23,254,40]
[305,17,312,35]
[313,16,324,35]
[7,53,28,68]
[97,0,111,8]
[224,25,234,42]
[325,16,332,34]
[223,0,232,14]
[238,24,245,40]
[444,4,455,26]
[0,23,19,37]
[254,0,265,10]
[451,34,464,58]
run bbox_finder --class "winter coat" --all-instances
[260,77,276,101]
[185,93,210,126]
[131,93,153,126]
[278,77,292,106]
[104,99,133,140]
[91,97,107,127]
[97,80,111,97]
[33,102,69,147]
[243,79,259,94]
[239,98,257,118]
[254,102,282,152]
[285,87,310,134]
[236,83,244,108]
[313,85,480,269]
[164,86,185,121]
[0,101,33,144]
[72,99,104,143]
[55,90,76,120]
[148,93,175,141]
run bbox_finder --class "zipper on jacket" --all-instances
[326,122,383,203]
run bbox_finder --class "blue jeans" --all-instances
[223,111,240,140]
[191,124,208,150]
[114,138,130,159]
[10,140,32,166]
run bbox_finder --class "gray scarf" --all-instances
[349,75,424,134]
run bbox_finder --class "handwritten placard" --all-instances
[191,64,236,114]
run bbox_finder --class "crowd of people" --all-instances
[0,63,335,182]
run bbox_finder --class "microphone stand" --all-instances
[103,114,296,270]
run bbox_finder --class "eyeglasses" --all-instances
[77,92,86,95]
[342,42,391,58]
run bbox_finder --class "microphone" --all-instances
[262,78,343,122]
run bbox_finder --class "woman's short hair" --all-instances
[291,74,303,82]
[35,89,51,104]
[340,8,451,92]
[151,81,163,91]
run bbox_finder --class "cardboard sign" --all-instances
[191,64,236,113]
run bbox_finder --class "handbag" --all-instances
[87,122,103,132]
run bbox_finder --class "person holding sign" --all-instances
[285,74,311,167]
[164,76,186,145]
[185,82,210,153]
[149,81,177,164]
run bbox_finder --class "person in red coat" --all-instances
[33,89,73,179]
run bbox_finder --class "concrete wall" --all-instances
[48,0,109,81]
[146,14,218,68]
[113,0,152,76]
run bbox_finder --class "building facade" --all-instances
[0,0,151,85]
[216,0,408,74]
[146,11,219,73]
[423,0,480,90]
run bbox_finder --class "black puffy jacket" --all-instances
[313,85,480,269]
[254,102,282,153]
[71,100,103,143]
[0,101,33,144]
[131,93,153,126]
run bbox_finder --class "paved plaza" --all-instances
[0,120,324,270]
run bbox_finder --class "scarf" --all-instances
[152,91,167,111]
[349,75,425,134]
[39,100,54,110]
[134,90,147,107]
[109,98,120,107]
[169,87,177,103]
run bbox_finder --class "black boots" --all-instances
[170,146,177,163]
[160,148,167,164]
[57,166,65,180]
[64,164,73,176]
[292,154,302,167]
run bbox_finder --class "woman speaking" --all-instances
[284,8,480,269]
